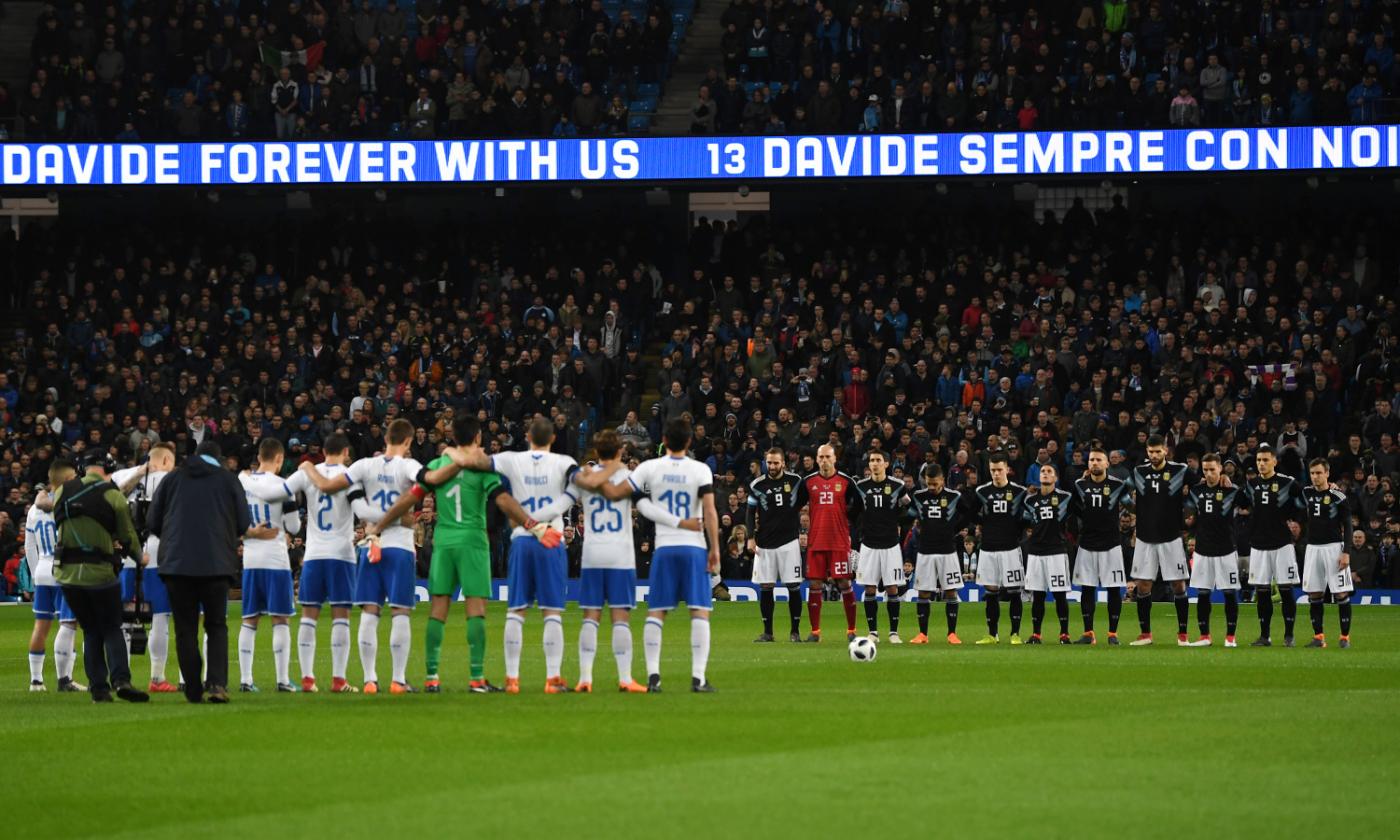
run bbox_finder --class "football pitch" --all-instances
[4,602,1398,839]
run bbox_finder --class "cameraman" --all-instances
[50,453,149,703]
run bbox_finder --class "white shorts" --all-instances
[1025,554,1071,593]
[914,553,963,593]
[752,540,803,585]
[855,545,905,588]
[1302,543,1354,594]
[1248,546,1300,586]
[1189,553,1241,591]
[1131,539,1189,581]
[975,548,1024,589]
[1073,546,1126,588]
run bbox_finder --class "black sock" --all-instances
[786,586,802,635]
[1174,594,1189,636]
[1197,592,1212,636]
[863,594,879,633]
[916,598,931,635]
[1310,600,1325,635]
[1008,590,1023,635]
[1280,586,1297,639]
[1031,591,1046,635]
[1054,592,1069,635]
[1224,591,1239,636]
[1107,587,1122,634]
[946,599,960,635]
[886,599,900,634]
[1339,600,1352,636]
[759,588,775,635]
[1080,586,1097,633]
[1256,586,1274,638]
[1137,591,1153,634]
[986,591,1000,636]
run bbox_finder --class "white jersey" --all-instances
[112,466,169,569]
[580,466,634,569]
[347,455,423,552]
[25,504,58,586]
[287,463,355,562]
[491,449,578,538]
[629,454,713,550]
[240,471,296,570]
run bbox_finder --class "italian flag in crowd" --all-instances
[260,41,326,71]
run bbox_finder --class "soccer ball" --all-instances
[849,636,878,662]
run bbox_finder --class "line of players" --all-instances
[26,415,725,695]
[746,436,1356,649]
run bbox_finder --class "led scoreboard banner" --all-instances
[3,125,1399,186]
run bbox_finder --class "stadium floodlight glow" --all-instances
[3,126,1399,187]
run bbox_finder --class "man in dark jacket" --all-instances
[148,440,276,703]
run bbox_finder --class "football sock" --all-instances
[985,590,1001,636]
[503,612,525,679]
[149,613,170,682]
[807,587,822,633]
[786,586,803,635]
[612,621,633,683]
[578,618,599,685]
[1339,600,1352,637]
[1031,590,1047,634]
[1197,593,1212,636]
[841,588,857,631]
[690,617,710,682]
[1256,586,1274,638]
[643,616,663,677]
[916,598,931,635]
[467,615,486,680]
[542,615,564,680]
[28,650,44,682]
[863,593,879,633]
[272,623,291,686]
[759,588,775,635]
[389,614,410,684]
[238,622,257,685]
[946,599,960,635]
[1007,590,1023,636]
[1080,586,1097,632]
[1223,592,1239,637]
[424,617,445,678]
[298,618,319,680]
[1279,587,1297,638]
[886,599,900,634]
[1107,586,1122,634]
[1054,591,1069,635]
[330,618,351,680]
[54,624,76,680]
[1310,600,1325,635]
[359,612,380,683]
[1174,594,1189,635]
[1137,591,1153,633]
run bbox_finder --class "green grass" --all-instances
[3,601,1398,839]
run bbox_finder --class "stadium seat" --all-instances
[627,113,651,132]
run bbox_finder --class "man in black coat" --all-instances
[148,441,276,703]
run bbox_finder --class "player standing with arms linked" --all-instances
[111,444,178,691]
[1300,459,1354,648]
[1128,435,1192,646]
[1022,465,1073,644]
[746,448,805,643]
[909,464,968,645]
[972,452,1027,645]
[25,472,83,691]
[1070,445,1130,644]
[798,444,860,642]
[1241,443,1304,646]
[237,439,303,693]
[629,418,722,693]
[852,451,910,644]
[1184,454,1244,647]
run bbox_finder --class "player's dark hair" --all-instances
[257,437,284,463]
[453,416,482,447]
[867,449,887,463]
[593,429,621,460]
[1256,442,1274,455]
[1202,453,1222,465]
[766,447,785,459]
[1088,442,1107,456]
[664,417,693,452]
[921,463,942,480]
[1146,434,1166,447]
[528,416,555,447]
[386,418,414,446]
[323,433,350,455]
[48,458,77,483]
[988,451,1009,466]
[1308,457,1329,470]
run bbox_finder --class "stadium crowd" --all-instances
[9,1,1400,142]
[0,187,1399,604]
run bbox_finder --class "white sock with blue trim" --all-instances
[691,617,711,683]
[238,623,257,685]
[330,619,351,680]
[504,613,525,679]
[644,617,664,678]
[389,614,410,685]
[578,619,599,685]
[612,621,633,685]
[542,615,564,681]
[149,613,170,683]
[54,624,76,681]
[358,612,379,684]
[298,618,318,680]
[272,623,291,686]
[29,650,44,683]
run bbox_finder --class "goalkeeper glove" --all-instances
[358,534,382,564]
